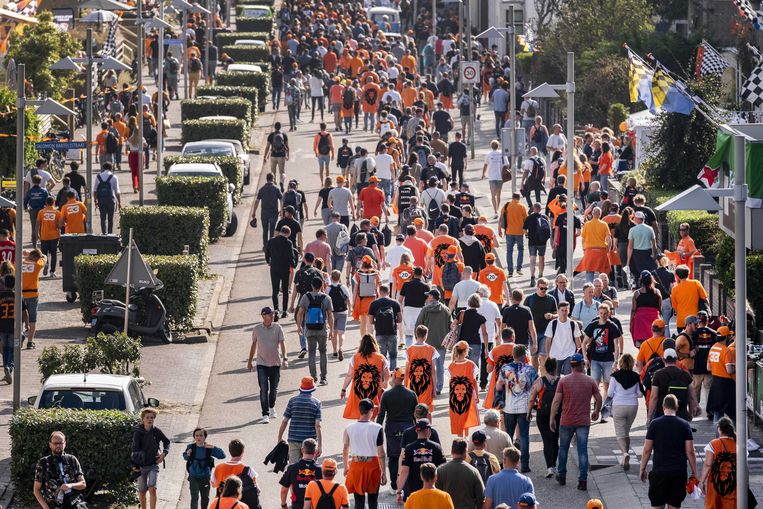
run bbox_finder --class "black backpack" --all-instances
[328,284,348,312]
[185,444,214,473]
[529,156,545,181]
[317,133,330,155]
[526,100,537,117]
[284,190,302,212]
[105,130,119,154]
[190,58,202,73]
[169,58,180,74]
[375,304,395,332]
[295,267,316,295]
[316,482,340,509]
[536,215,551,243]
[215,466,261,509]
[342,88,354,109]
[272,132,285,152]
[96,175,114,204]
[536,376,560,416]
[665,368,691,409]
[640,355,665,392]
[468,451,492,485]
[424,189,440,221]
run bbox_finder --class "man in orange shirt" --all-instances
[401,81,417,108]
[401,49,417,74]
[349,52,364,78]
[358,176,389,221]
[575,206,612,283]
[94,122,112,165]
[706,326,736,424]
[636,319,667,370]
[670,265,708,332]
[403,225,429,269]
[112,113,129,171]
[361,77,381,131]
[37,197,60,278]
[59,191,87,234]
[498,193,528,277]
[21,248,46,349]
[329,77,346,132]
[413,218,434,243]
[304,458,349,509]
[323,47,338,73]
[477,253,509,306]
[474,216,500,256]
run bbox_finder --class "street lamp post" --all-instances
[507,5,516,194]
[465,0,473,158]
[137,1,144,205]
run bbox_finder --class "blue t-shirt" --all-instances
[484,469,534,509]
[628,223,655,250]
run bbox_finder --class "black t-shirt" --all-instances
[420,165,446,184]
[399,279,430,308]
[554,213,582,240]
[278,459,322,507]
[401,439,446,495]
[583,319,620,362]
[257,182,283,215]
[652,365,694,420]
[523,212,551,246]
[692,327,718,375]
[458,308,486,345]
[645,415,693,472]
[523,293,557,340]
[454,192,475,208]
[275,217,302,245]
[66,172,87,197]
[0,290,14,333]
[369,297,401,335]
[432,110,452,134]
[448,141,467,170]
[318,187,333,210]
[267,131,289,158]
[502,304,533,344]
[401,426,441,449]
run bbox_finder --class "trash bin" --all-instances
[59,234,122,302]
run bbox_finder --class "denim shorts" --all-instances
[590,360,613,384]
[23,297,39,323]
[334,312,347,332]
[317,155,330,168]
[528,244,547,257]
[137,464,159,493]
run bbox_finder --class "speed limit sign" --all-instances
[460,61,480,84]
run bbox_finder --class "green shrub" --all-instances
[75,254,199,330]
[197,85,259,115]
[37,332,142,382]
[220,44,270,65]
[216,69,269,112]
[236,16,273,33]
[181,118,249,150]
[163,155,243,204]
[180,97,253,125]
[215,31,269,48]
[10,409,140,505]
[156,176,229,241]
[665,210,723,261]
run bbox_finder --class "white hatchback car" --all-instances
[205,139,251,185]
[226,63,263,73]
[167,162,238,236]
[241,6,271,18]
[234,39,266,47]
[29,374,159,412]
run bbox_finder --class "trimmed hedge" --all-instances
[221,44,270,65]
[665,210,724,262]
[75,254,200,330]
[11,409,140,505]
[181,118,249,150]
[236,16,274,33]
[180,97,253,125]
[215,31,269,48]
[119,206,209,272]
[197,84,258,114]
[164,155,243,204]
[216,70,269,112]
[156,176,229,241]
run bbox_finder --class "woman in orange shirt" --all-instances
[208,476,250,509]
[341,334,389,419]
[598,142,613,193]
[483,330,515,409]
[699,417,737,509]
[391,253,414,298]
[448,341,479,436]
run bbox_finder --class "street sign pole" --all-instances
[566,52,575,288]
[465,0,474,158]
[183,8,189,99]
[137,0,144,207]
[157,0,165,178]
[13,64,24,410]
[86,29,94,233]
[508,6,516,194]
[124,228,133,334]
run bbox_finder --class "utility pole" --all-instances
[85,29,94,232]
[565,52,575,288]
[508,5,516,194]
[465,0,474,158]
[13,64,24,410]
[157,0,165,177]
[137,0,144,206]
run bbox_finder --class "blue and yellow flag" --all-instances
[628,50,654,110]
[651,66,694,115]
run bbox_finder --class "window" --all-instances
[128,382,145,410]
[504,6,525,34]
[39,390,126,411]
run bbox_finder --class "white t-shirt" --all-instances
[309,75,325,97]
[484,150,506,181]
[382,89,401,107]
[420,187,445,210]
[388,66,399,80]
[385,244,413,269]
[24,168,53,189]
[345,420,383,457]
[547,133,567,151]
[478,298,501,343]
[374,153,395,180]
[545,318,580,360]
[521,158,534,176]
[452,279,480,308]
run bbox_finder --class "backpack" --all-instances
[468,451,492,485]
[295,267,317,295]
[96,175,114,204]
[536,215,551,243]
[272,132,285,152]
[317,133,330,155]
[536,376,560,416]
[526,100,537,117]
[284,190,303,212]
[424,189,440,221]
[105,130,119,154]
[441,261,460,292]
[358,271,377,297]
[215,466,260,509]
[529,156,545,181]
[358,159,372,185]
[640,355,665,392]
[335,228,350,254]
[169,58,180,74]
[381,224,392,247]
[374,304,395,332]
[665,369,691,409]
[315,482,340,509]
[342,88,354,109]
[190,58,202,73]
[185,444,215,473]
[0,209,12,232]
[328,284,348,312]
[285,88,295,106]
[305,294,327,330]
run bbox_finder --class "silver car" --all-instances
[167,162,238,237]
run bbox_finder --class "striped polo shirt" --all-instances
[284,392,322,443]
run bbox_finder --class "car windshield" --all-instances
[169,171,219,177]
[183,146,234,156]
[39,389,126,410]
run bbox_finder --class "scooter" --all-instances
[90,281,172,344]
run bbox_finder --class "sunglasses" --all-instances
[538,287,548,291]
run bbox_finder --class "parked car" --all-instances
[240,6,271,18]
[182,140,249,184]
[367,6,401,33]
[234,39,267,47]
[226,63,263,73]
[28,374,159,412]
[167,162,238,236]
[206,138,251,185]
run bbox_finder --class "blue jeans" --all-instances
[272,88,281,109]
[504,413,531,470]
[298,316,306,350]
[494,111,505,137]
[661,299,673,337]
[467,344,481,375]
[557,356,572,375]
[256,364,280,416]
[557,425,590,481]
[435,346,445,393]
[364,112,376,130]
[599,174,609,192]
[0,332,13,369]
[380,179,392,205]
[506,235,524,272]
[377,334,398,371]
[317,154,330,171]
[331,254,346,273]
[585,271,596,283]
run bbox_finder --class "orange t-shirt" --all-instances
[501,200,528,236]
[704,436,737,509]
[428,235,460,289]
[670,279,708,328]
[361,83,381,112]
[343,352,387,419]
[581,218,610,249]
[211,462,255,489]
[477,265,507,305]
[403,237,428,269]
[473,224,498,253]
[637,335,665,366]
[113,121,129,142]
[37,207,61,241]
[401,87,418,108]
[206,499,249,509]
[484,343,514,409]
[359,185,385,218]
[391,263,415,294]
[406,343,438,410]
[330,83,345,104]
[599,151,613,175]
[447,360,479,435]
[349,56,364,77]
[61,199,87,234]
[304,480,349,509]
[415,228,434,244]
[708,343,734,379]
[401,54,417,73]
[95,130,109,155]
[323,51,338,73]
[21,258,45,299]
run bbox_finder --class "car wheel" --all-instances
[225,211,238,237]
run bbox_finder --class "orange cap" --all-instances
[652,318,665,329]
[586,499,604,509]
[322,458,338,471]
[446,245,458,254]
[717,325,733,337]
[413,217,425,226]
[370,216,380,225]
[485,253,496,261]
[369,175,380,183]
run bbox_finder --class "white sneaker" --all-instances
[269,408,277,418]
[545,467,555,478]
[261,415,270,424]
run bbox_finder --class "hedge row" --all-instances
[76,253,200,330]
[215,30,270,48]
[665,210,724,262]
[236,16,274,33]
[164,154,243,204]
[181,118,249,150]
[197,84,259,115]
[180,97,253,125]
[216,70,269,112]
[120,206,209,272]
[11,409,140,505]
[156,176,229,241]
[221,44,270,65]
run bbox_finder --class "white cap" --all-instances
[634,211,646,219]
[663,348,677,360]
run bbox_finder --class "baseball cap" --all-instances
[652,318,665,329]
[446,245,458,254]
[284,205,296,215]
[369,175,380,183]
[640,270,652,281]
[464,224,474,234]
[717,325,733,337]
[395,234,404,241]
[289,179,298,188]
[260,306,274,315]
[485,253,496,262]
[322,458,338,472]
[570,352,584,366]
[634,211,646,219]
[413,217,425,226]
[471,430,488,443]
[663,348,677,360]
[427,289,441,300]
[518,493,539,507]
[415,419,431,431]
[370,216,380,226]
[698,310,709,319]
[685,315,699,325]
[586,499,604,509]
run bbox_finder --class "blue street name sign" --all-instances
[35,141,87,150]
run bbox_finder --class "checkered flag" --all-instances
[99,17,118,57]
[748,43,763,63]
[731,0,761,30]
[742,59,763,106]
[696,40,730,77]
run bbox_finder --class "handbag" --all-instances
[442,311,464,350]
[501,164,512,183]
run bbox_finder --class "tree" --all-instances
[4,11,80,99]
[0,86,40,179]
[532,0,562,43]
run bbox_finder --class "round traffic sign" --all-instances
[463,65,477,81]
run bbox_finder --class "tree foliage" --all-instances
[37,332,142,382]
[4,11,80,99]
[0,85,40,179]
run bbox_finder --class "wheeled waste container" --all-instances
[59,234,122,302]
